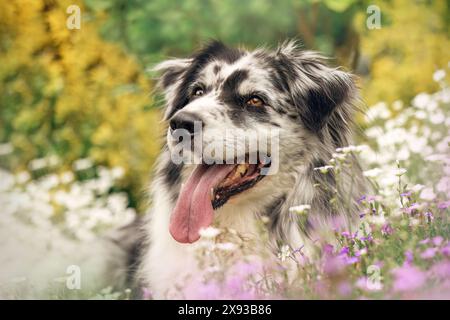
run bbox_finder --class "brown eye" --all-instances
[246,96,264,107]
[193,88,204,97]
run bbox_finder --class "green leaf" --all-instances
[323,0,355,12]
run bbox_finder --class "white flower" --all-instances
[336,145,368,154]
[365,102,391,122]
[368,214,386,226]
[0,143,13,156]
[393,168,407,177]
[111,167,125,179]
[411,184,425,193]
[199,226,221,238]
[392,100,403,111]
[332,152,347,161]
[419,187,436,201]
[29,158,48,171]
[47,155,60,167]
[412,93,430,109]
[289,205,311,215]
[433,69,446,82]
[15,171,30,184]
[409,218,420,227]
[107,193,128,213]
[39,174,60,190]
[313,165,333,174]
[414,110,427,119]
[73,158,93,171]
[215,242,236,251]
[278,245,291,262]
[60,171,74,184]
[363,168,382,178]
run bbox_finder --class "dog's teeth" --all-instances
[235,164,248,178]
[210,188,215,201]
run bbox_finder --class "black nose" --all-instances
[169,112,203,135]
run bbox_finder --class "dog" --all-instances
[134,40,366,298]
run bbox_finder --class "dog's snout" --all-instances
[169,112,202,135]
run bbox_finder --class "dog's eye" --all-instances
[193,88,204,97]
[246,96,264,107]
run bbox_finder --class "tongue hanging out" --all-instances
[169,164,235,243]
[169,161,269,244]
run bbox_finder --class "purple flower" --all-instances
[341,231,351,238]
[323,255,346,275]
[323,244,334,255]
[441,244,450,257]
[356,277,368,290]
[366,195,379,202]
[424,211,434,221]
[359,195,380,203]
[360,234,373,242]
[405,250,414,264]
[430,261,450,279]
[344,256,359,265]
[339,246,350,255]
[358,195,367,204]
[432,236,444,246]
[401,191,412,197]
[437,201,450,210]
[392,264,427,292]
[403,203,421,214]
[337,281,352,296]
[142,287,153,300]
[419,238,430,245]
[420,248,437,259]
[381,223,394,236]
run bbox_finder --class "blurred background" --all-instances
[0,0,449,299]
[0,0,448,211]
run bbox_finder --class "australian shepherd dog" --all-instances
[132,40,366,298]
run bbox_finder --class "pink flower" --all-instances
[392,264,427,292]
[142,287,153,300]
[432,236,444,246]
[420,248,437,259]
[381,223,394,235]
[344,256,360,265]
[441,244,450,257]
[437,200,450,210]
[337,281,352,296]
[323,255,346,275]
[405,250,414,264]
[420,188,436,201]
[430,261,450,279]
[403,203,421,214]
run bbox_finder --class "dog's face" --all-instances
[155,41,356,244]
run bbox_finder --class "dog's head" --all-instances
[154,40,357,243]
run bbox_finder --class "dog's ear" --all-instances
[152,58,192,119]
[276,41,356,133]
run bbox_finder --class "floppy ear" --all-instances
[152,58,192,119]
[277,41,356,133]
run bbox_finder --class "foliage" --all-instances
[0,0,162,209]
[84,0,361,65]
[354,0,450,105]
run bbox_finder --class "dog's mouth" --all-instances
[169,156,269,244]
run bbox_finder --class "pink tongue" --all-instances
[169,164,235,243]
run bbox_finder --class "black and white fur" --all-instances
[135,40,365,298]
